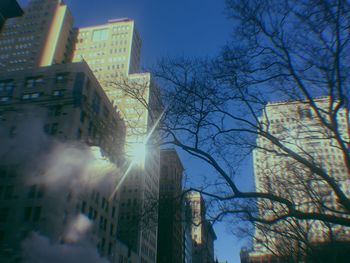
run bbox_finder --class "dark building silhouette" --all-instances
[0,0,23,30]
[157,149,184,263]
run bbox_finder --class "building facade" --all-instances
[251,98,350,260]
[157,149,184,263]
[72,18,141,81]
[186,191,216,263]
[0,0,74,73]
[72,18,161,263]
[0,62,131,262]
[0,1,162,262]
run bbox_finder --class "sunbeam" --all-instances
[109,109,165,201]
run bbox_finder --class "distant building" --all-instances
[183,196,194,263]
[186,191,216,263]
[0,62,131,262]
[157,149,184,263]
[251,98,350,260]
[0,0,23,30]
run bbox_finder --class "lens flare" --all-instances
[109,109,165,201]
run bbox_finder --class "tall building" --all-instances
[72,18,141,81]
[157,149,184,263]
[0,0,23,30]
[0,1,161,262]
[72,18,161,263]
[0,0,74,72]
[251,98,350,260]
[186,191,216,263]
[0,62,131,262]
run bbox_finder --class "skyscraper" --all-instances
[251,97,350,260]
[0,0,74,72]
[72,17,161,263]
[72,18,141,80]
[157,149,184,263]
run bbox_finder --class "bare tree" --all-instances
[103,1,350,260]
[152,0,350,261]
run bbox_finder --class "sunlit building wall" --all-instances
[252,98,350,258]
[72,18,141,84]
[0,62,129,262]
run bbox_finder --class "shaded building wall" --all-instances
[0,62,128,263]
[157,149,184,263]
[0,0,23,31]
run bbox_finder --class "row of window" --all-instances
[6,67,25,72]
[0,90,64,103]
[0,206,41,223]
[0,73,68,90]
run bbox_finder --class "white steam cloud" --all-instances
[22,232,109,263]
[64,214,92,243]
[0,108,123,262]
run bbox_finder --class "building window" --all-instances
[299,108,312,120]
[80,111,85,123]
[81,201,86,213]
[44,123,58,135]
[48,105,63,116]
[24,206,41,222]
[52,90,64,97]
[92,91,101,114]
[0,97,10,102]
[0,230,4,244]
[22,92,41,100]
[0,208,9,222]
[28,184,45,198]
[33,206,41,222]
[108,242,112,256]
[77,128,82,139]
[4,186,13,199]
[55,73,68,83]
[25,76,43,88]
[0,80,14,92]
[24,207,32,221]
[111,206,116,218]
[92,29,109,42]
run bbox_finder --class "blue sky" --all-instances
[17,0,250,262]
[64,0,232,67]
